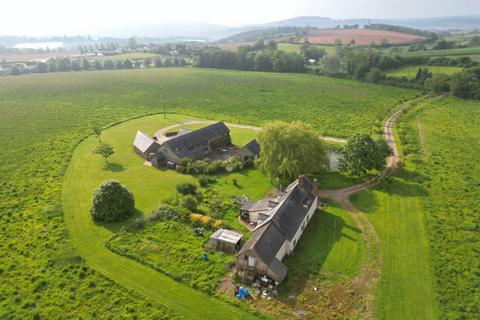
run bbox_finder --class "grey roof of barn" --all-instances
[237,176,318,281]
[240,139,260,155]
[133,131,159,153]
[162,121,230,159]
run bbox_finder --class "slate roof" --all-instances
[240,139,260,156]
[237,176,318,281]
[162,122,230,160]
[268,257,288,281]
[237,222,285,265]
[133,131,159,153]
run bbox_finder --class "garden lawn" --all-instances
[277,43,336,55]
[386,65,463,78]
[282,202,365,282]
[63,113,272,319]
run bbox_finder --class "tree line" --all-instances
[6,56,187,76]
[195,39,307,73]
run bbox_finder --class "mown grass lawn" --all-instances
[351,175,439,320]
[283,202,365,282]
[398,97,480,319]
[386,65,463,78]
[63,113,273,319]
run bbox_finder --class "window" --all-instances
[248,256,256,267]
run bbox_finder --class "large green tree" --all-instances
[258,121,327,185]
[90,179,135,222]
[340,134,393,176]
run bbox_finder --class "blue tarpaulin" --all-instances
[236,287,250,299]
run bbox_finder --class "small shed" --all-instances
[207,229,243,254]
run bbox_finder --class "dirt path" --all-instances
[317,95,445,319]
[154,120,347,145]
[316,103,407,319]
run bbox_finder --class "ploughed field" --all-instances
[0,68,418,319]
[304,29,426,46]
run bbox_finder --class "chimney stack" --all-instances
[312,178,318,195]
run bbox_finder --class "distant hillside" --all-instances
[217,27,309,43]
[265,16,369,29]
[266,15,480,31]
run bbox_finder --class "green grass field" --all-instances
[351,177,439,320]
[277,43,336,55]
[0,68,419,319]
[94,52,159,61]
[397,46,480,58]
[386,65,463,78]
[400,97,480,318]
[351,96,480,319]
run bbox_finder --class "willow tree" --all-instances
[257,121,327,186]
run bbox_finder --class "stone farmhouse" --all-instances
[236,176,318,284]
[133,122,260,168]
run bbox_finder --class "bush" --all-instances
[180,194,198,211]
[227,157,242,172]
[198,175,216,187]
[176,182,197,195]
[90,179,135,222]
[151,204,183,221]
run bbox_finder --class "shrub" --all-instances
[194,160,205,173]
[179,157,193,167]
[190,213,222,230]
[151,204,183,221]
[227,157,242,172]
[90,179,135,222]
[208,160,226,174]
[180,194,198,211]
[176,182,197,195]
[198,175,216,187]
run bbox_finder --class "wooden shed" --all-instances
[207,229,243,254]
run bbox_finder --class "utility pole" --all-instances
[160,87,166,119]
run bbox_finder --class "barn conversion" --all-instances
[133,122,261,168]
[236,176,318,284]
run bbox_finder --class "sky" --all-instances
[1,0,479,36]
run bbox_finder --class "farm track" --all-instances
[318,94,444,319]
[154,120,348,144]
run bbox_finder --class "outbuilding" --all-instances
[133,131,160,160]
[207,229,243,254]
